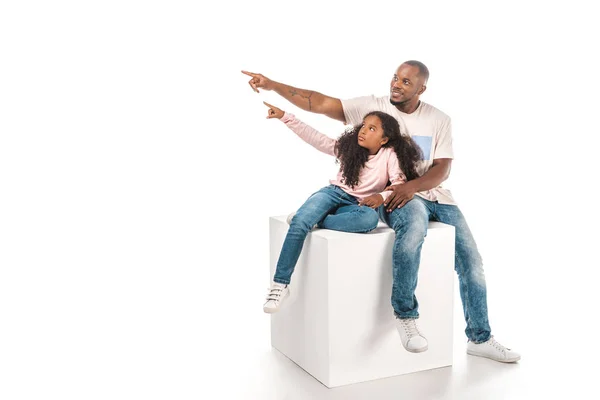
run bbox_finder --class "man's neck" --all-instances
[394,100,421,114]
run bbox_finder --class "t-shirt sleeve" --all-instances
[433,116,454,159]
[341,95,378,126]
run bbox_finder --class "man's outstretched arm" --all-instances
[242,70,346,123]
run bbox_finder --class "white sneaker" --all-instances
[467,336,521,363]
[263,282,290,314]
[395,318,428,353]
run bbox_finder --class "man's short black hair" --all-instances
[403,60,429,84]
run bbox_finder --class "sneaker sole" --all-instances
[406,345,428,353]
[466,350,521,363]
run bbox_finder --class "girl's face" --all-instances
[358,115,389,155]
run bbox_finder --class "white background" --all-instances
[1,1,598,399]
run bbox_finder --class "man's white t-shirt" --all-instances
[342,95,456,205]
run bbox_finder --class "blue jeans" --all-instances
[378,196,491,343]
[274,185,379,285]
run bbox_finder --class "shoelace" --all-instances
[487,336,509,353]
[400,319,422,338]
[266,287,284,302]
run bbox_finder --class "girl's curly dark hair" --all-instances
[334,111,422,188]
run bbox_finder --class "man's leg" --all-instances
[379,197,432,353]
[434,203,520,362]
[319,204,379,233]
[380,197,431,318]
[433,203,491,343]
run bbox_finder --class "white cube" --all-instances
[269,215,455,388]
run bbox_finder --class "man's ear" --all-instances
[418,85,427,96]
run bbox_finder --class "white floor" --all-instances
[218,297,593,400]
[250,345,523,400]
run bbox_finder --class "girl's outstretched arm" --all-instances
[263,102,336,156]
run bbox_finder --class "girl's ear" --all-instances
[381,137,389,145]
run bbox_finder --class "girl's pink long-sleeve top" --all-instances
[281,112,406,201]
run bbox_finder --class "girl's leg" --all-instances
[273,185,344,284]
[319,205,379,233]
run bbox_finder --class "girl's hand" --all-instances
[263,101,284,119]
[358,194,384,209]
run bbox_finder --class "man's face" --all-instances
[389,64,425,106]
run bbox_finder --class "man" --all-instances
[243,61,520,363]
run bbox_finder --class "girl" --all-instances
[262,101,421,313]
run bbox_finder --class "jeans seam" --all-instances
[456,253,474,340]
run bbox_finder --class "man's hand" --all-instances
[263,101,284,119]
[359,194,384,209]
[242,70,274,93]
[383,182,417,212]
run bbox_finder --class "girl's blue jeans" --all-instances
[273,185,379,285]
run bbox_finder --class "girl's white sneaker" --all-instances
[263,282,290,314]
[395,317,428,353]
